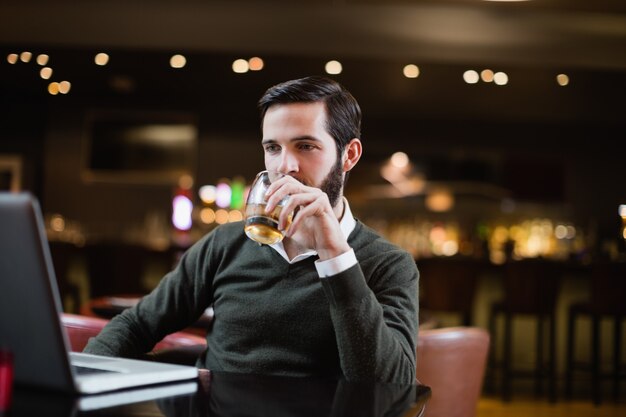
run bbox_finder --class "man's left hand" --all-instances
[265,175,350,260]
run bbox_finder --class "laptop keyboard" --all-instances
[72,365,119,375]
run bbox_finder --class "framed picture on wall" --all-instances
[81,110,198,184]
[0,155,22,192]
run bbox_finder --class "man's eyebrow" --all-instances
[292,136,322,143]
[261,136,321,145]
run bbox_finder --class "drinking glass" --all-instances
[244,170,292,245]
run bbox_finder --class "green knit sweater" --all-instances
[84,220,419,383]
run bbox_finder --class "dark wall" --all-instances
[37,104,265,241]
[0,92,46,196]
[1,63,624,247]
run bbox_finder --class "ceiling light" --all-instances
[20,52,32,63]
[390,152,409,169]
[403,64,420,79]
[325,60,342,75]
[556,74,569,86]
[94,53,109,66]
[58,81,71,94]
[481,69,494,82]
[7,54,18,64]
[36,54,49,66]
[40,67,53,79]
[232,59,249,73]
[248,57,264,71]
[493,72,508,85]
[48,82,60,95]
[463,70,479,84]
[170,54,187,69]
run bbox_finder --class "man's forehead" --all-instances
[263,101,326,119]
[262,102,331,143]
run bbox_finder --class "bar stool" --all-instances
[565,261,626,404]
[488,258,561,402]
[418,256,482,327]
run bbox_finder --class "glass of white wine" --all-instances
[244,170,292,245]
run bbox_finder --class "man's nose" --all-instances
[277,151,298,174]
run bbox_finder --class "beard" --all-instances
[288,154,344,209]
[319,155,344,208]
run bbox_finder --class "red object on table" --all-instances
[0,349,13,412]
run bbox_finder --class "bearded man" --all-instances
[85,76,419,384]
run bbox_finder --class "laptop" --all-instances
[11,379,198,413]
[0,192,198,396]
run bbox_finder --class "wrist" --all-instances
[315,248,357,278]
[317,242,351,261]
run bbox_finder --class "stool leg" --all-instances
[535,316,544,397]
[487,308,498,393]
[592,314,601,405]
[613,315,622,402]
[549,312,557,403]
[463,311,472,327]
[503,312,512,402]
[565,309,576,399]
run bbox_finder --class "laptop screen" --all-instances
[0,192,76,391]
[0,192,199,396]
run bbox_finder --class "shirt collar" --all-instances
[338,197,357,240]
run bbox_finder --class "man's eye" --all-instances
[299,144,315,151]
[265,145,280,153]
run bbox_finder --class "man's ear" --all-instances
[342,138,362,173]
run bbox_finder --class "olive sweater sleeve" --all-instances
[83,235,215,358]
[320,244,419,384]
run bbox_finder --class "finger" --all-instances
[265,175,298,197]
[277,191,322,230]
[279,190,319,215]
[285,201,325,237]
[264,177,284,198]
[265,183,290,214]
[265,178,301,213]
[284,195,331,236]
[266,180,314,214]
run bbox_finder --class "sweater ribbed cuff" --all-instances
[319,263,370,307]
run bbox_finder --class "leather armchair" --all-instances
[60,313,207,354]
[416,327,490,417]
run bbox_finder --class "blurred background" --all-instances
[1,0,625,410]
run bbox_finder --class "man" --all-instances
[85,76,419,383]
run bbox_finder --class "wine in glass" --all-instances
[244,170,292,245]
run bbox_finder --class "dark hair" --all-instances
[258,76,361,156]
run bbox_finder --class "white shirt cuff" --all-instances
[314,248,357,278]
